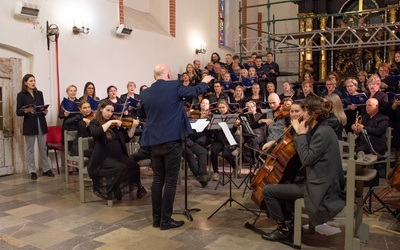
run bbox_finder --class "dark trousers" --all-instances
[151,140,182,224]
[262,183,304,222]
[183,142,208,176]
[210,141,236,173]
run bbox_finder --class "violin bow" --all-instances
[119,93,130,120]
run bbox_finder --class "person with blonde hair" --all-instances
[324,94,347,140]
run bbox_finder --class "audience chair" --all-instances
[46,126,63,174]
[294,133,374,250]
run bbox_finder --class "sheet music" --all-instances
[218,122,237,146]
[190,119,210,132]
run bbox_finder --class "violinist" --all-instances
[210,99,240,181]
[191,98,214,148]
[243,100,266,166]
[260,93,288,150]
[261,96,345,242]
[88,99,147,201]
[66,100,93,173]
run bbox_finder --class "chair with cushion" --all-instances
[46,126,63,174]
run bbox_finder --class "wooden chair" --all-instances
[293,133,375,249]
[64,131,113,206]
[46,126,63,174]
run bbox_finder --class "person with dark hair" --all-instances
[80,81,100,101]
[264,52,280,89]
[16,74,54,180]
[66,99,93,157]
[138,64,212,230]
[87,99,146,201]
[261,96,345,241]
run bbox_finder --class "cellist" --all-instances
[261,96,345,242]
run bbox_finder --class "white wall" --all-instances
[0,0,298,126]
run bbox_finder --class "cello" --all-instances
[250,100,332,209]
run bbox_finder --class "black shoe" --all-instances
[43,170,55,177]
[196,174,211,188]
[160,218,184,230]
[30,173,37,180]
[136,185,148,199]
[153,220,160,228]
[261,228,290,241]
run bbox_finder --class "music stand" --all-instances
[173,119,209,221]
[208,117,258,220]
[209,114,240,188]
[237,116,258,196]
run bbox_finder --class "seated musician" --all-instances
[209,99,240,181]
[63,99,93,174]
[351,98,389,157]
[261,96,345,241]
[66,100,93,156]
[191,98,213,148]
[183,137,211,188]
[366,74,390,118]
[208,81,228,103]
[323,94,347,140]
[243,100,266,166]
[88,100,147,200]
[260,93,288,150]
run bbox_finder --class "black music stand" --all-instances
[208,117,258,219]
[237,116,257,195]
[173,119,210,221]
[209,114,240,189]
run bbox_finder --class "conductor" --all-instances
[138,64,213,230]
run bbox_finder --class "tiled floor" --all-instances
[0,167,399,250]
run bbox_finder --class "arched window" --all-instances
[219,0,225,46]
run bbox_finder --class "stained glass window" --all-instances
[219,0,225,46]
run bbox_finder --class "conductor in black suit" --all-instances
[138,64,213,230]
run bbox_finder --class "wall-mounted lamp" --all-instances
[195,43,206,54]
[72,26,89,35]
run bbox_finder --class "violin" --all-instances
[187,109,201,119]
[273,97,293,119]
[110,115,135,128]
[273,104,291,119]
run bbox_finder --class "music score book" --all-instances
[20,104,50,114]
[61,98,80,113]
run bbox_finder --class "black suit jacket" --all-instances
[16,91,48,135]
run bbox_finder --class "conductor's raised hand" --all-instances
[202,75,214,84]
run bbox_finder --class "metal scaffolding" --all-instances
[235,2,400,55]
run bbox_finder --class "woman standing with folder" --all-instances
[16,74,54,180]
